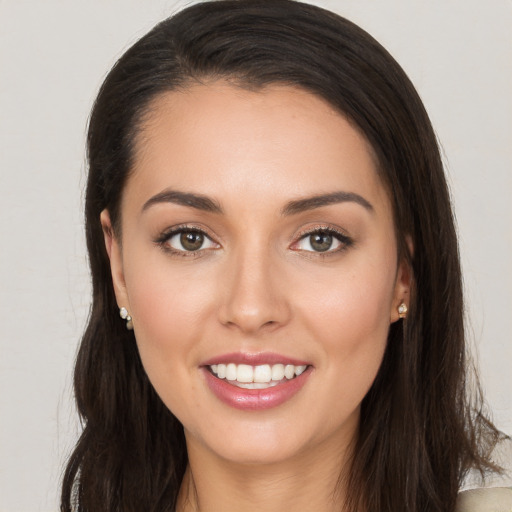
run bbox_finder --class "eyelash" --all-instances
[154,224,218,258]
[292,225,353,256]
[154,224,353,257]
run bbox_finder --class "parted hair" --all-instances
[61,1,502,511]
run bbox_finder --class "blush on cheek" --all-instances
[127,270,212,359]
[305,273,392,381]
[129,264,208,323]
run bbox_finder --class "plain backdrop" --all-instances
[0,1,511,510]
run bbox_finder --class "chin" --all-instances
[210,435,306,466]
[183,407,356,469]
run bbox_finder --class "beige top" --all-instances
[456,487,512,512]
[456,438,512,511]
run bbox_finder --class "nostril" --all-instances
[217,271,291,332]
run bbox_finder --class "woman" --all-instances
[61,1,511,511]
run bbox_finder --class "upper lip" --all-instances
[201,352,311,367]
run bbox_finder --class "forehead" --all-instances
[126,82,390,217]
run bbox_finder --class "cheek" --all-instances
[122,254,216,392]
[297,254,396,392]
[301,253,395,335]
[127,247,214,327]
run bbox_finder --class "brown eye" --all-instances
[161,228,218,253]
[180,231,204,251]
[293,228,351,254]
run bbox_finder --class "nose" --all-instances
[217,245,291,335]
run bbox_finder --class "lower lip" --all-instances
[202,367,312,411]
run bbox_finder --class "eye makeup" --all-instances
[154,224,220,258]
[153,222,354,259]
[290,224,354,256]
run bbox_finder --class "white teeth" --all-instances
[209,362,308,385]
[295,365,307,376]
[236,364,253,383]
[284,364,295,379]
[217,364,226,379]
[226,363,237,381]
[254,364,271,383]
[234,381,281,389]
[271,364,285,380]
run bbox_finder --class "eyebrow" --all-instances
[281,191,373,215]
[142,189,223,214]
[141,189,373,216]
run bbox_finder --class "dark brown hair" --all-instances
[61,1,502,510]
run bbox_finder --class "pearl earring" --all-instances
[397,302,408,319]
[119,307,133,330]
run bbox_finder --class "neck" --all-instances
[177,432,354,512]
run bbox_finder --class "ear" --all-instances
[390,238,413,323]
[100,209,130,311]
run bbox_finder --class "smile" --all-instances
[209,363,308,389]
[202,355,313,410]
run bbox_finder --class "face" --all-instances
[103,83,409,467]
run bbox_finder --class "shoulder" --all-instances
[457,436,512,511]
[455,487,512,512]
[461,436,512,490]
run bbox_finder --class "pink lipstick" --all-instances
[201,352,312,410]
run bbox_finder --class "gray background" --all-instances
[0,1,510,510]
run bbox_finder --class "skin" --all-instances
[102,82,410,512]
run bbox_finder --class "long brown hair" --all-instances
[61,1,502,510]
